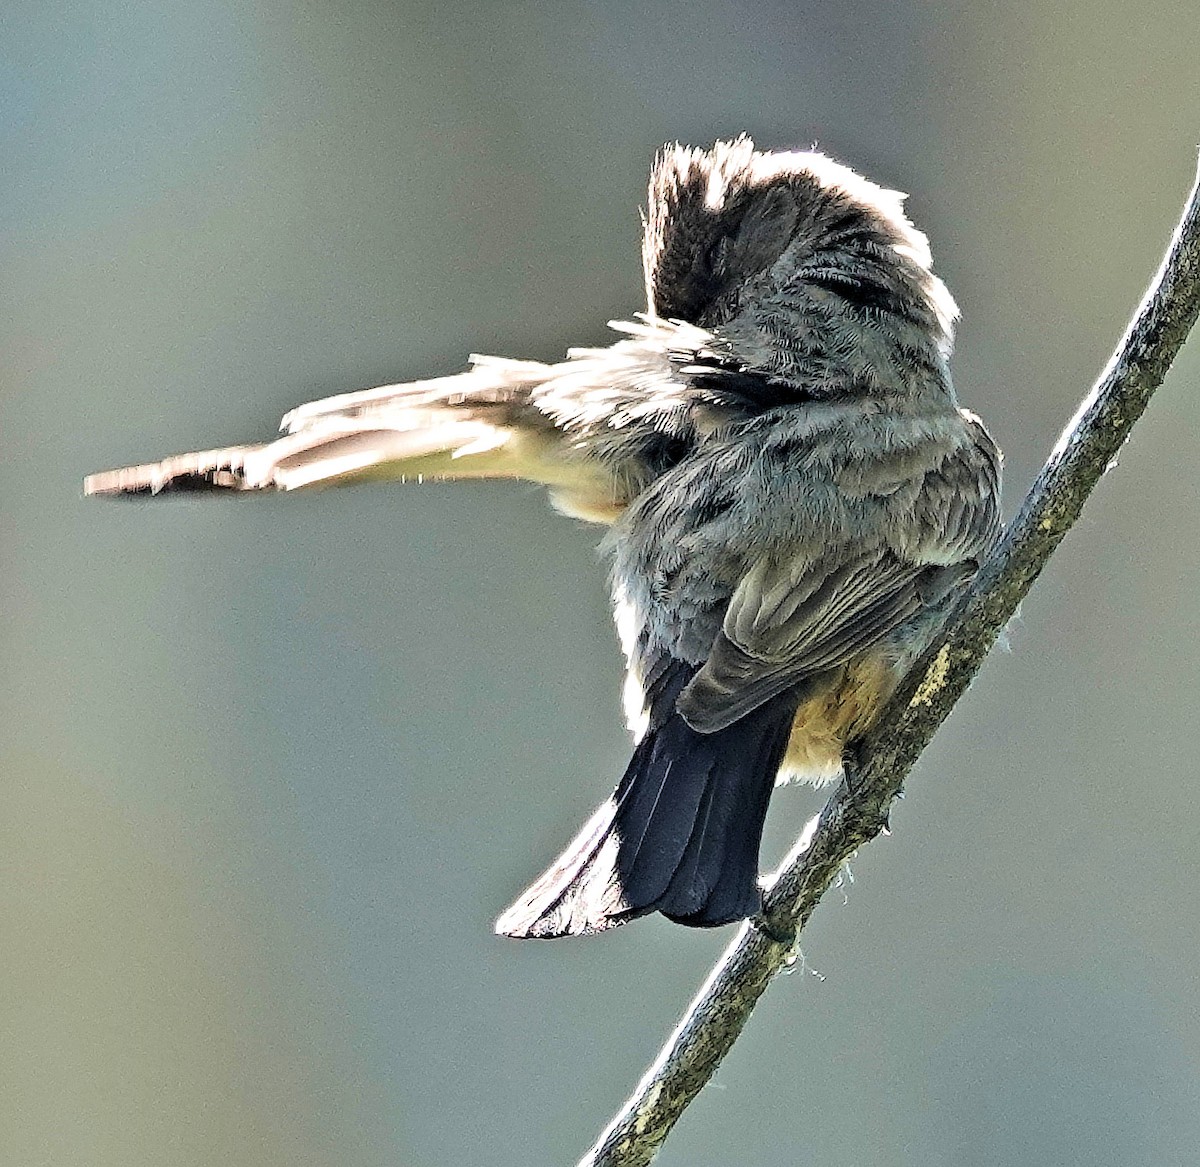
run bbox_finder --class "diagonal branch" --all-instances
[580,154,1200,1167]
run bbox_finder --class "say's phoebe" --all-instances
[86,137,1001,939]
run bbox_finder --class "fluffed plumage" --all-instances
[87,137,1001,938]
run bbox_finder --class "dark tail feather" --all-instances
[494,686,799,939]
[660,699,796,926]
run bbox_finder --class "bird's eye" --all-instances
[702,236,729,276]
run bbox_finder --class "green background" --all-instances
[4,2,1200,1163]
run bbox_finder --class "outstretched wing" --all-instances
[84,317,733,524]
[83,357,558,497]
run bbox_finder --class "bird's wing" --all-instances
[677,420,1001,732]
[83,357,554,497]
[84,317,726,520]
[675,547,926,732]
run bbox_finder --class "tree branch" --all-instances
[579,155,1200,1167]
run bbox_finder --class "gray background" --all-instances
[4,2,1200,1164]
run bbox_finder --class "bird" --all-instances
[86,136,1001,939]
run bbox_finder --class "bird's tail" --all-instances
[495,675,799,939]
[84,357,562,498]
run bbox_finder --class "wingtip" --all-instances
[83,466,161,498]
[81,446,264,497]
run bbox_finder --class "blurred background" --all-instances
[4,2,1200,1163]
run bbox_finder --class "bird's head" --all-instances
[642,137,959,397]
